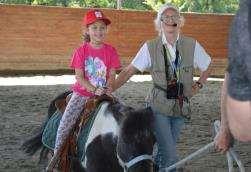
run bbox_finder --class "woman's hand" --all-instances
[191,82,200,96]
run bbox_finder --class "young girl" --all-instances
[46,9,121,171]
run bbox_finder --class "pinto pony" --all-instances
[21,91,156,172]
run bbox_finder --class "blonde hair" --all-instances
[154,3,185,35]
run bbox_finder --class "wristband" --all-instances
[196,81,203,89]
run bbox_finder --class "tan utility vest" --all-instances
[146,35,195,117]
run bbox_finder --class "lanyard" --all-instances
[162,44,181,80]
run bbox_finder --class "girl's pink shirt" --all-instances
[70,42,121,97]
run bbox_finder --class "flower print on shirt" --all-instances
[85,56,107,87]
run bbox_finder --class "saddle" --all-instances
[42,93,116,172]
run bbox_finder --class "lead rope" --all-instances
[214,120,245,172]
[164,120,245,172]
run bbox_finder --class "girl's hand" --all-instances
[94,87,106,96]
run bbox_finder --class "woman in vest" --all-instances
[110,3,211,171]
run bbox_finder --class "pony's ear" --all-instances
[108,102,134,116]
[55,93,73,114]
[65,93,72,104]
[55,99,67,114]
[120,106,134,116]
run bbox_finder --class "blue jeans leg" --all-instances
[153,110,184,172]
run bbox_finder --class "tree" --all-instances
[145,0,239,13]
[1,0,239,13]
[122,0,152,10]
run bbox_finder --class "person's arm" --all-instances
[192,41,212,95]
[109,42,150,92]
[106,68,116,89]
[226,91,251,142]
[75,69,105,95]
[105,68,116,95]
[214,73,233,153]
[112,64,139,91]
[192,63,211,95]
[197,63,211,85]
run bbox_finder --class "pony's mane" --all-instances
[117,107,155,162]
[120,107,154,144]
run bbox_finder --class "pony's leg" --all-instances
[46,93,87,171]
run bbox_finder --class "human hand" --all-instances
[214,129,233,153]
[94,87,106,96]
[191,82,200,96]
[105,86,113,95]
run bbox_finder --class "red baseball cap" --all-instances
[83,9,111,26]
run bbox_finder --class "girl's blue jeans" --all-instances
[152,108,185,172]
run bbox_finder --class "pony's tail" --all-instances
[20,90,73,156]
[20,111,51,156]
[39,146,50,164]
[20,128,44,155]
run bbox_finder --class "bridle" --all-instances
[117,152,153,172]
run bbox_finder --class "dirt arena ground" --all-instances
[0,77,250,172]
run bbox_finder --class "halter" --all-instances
[117,152,153,172]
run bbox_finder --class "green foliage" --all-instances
[145,0,166,11]
[123,0,151,10]
[0,0,117,7]
[145,0,239,13]
[1,0,33,5]
[1,0,239,13]
[173,0,239,13]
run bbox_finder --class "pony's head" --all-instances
[117,107,156,172]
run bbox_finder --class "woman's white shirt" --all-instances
[132,36,211,73]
